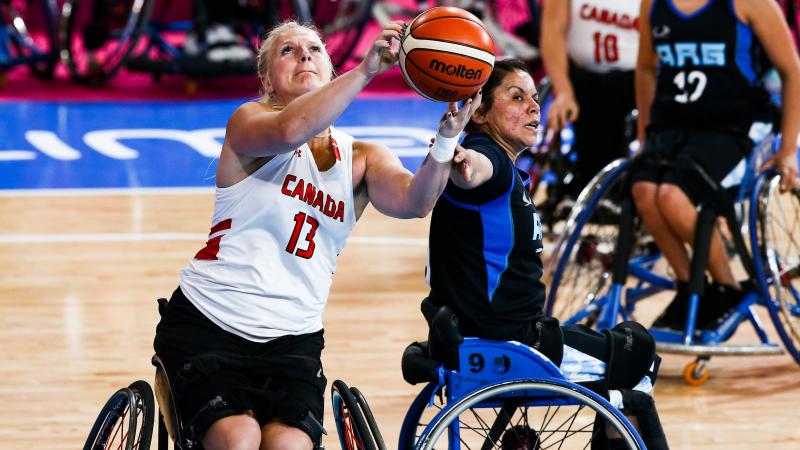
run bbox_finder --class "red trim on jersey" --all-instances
[209,218,232,235]
[332,137,341,161]
[195,235,223,260]
[195,219,232,260]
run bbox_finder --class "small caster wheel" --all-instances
[185,79,198,96]
[683,359,709,386]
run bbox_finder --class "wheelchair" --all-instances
[544,127,800,385]
[515,78,639,238]
[333,337,649,450]
[58,0,375,90]
[0,0,60,87]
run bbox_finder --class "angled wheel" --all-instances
[331,380,377,450]
[753,172,800,365]
[60,0,155,84]
[414,379,645,450]
[84,380,154,450]
[128,380,155,450]
[350,386,386,450]
[546,158,668,326]
[1,0,59,78]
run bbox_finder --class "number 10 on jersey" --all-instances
[593,32,619,64]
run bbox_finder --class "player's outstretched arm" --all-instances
[448,145,494,189]
[362,92,483,218]
[227,21,406,158]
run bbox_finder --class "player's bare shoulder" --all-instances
[227,101,274,130]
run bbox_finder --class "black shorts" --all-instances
[153,288,326,444]
[630,129,752,204]
[569,63,635,196]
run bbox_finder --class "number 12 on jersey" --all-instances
[593,32,619,64]
[287,212,319,259]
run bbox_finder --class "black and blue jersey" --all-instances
[649,0,771,134]
[426,133,546,342]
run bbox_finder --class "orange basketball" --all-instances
[399,7,495,102]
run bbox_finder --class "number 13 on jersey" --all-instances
[287,212,319,259]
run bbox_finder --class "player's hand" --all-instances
[760,150,799,193]
[548,93,579,131]
[452,145,475,182]
[438,90,483,138]
[360,21,405,77]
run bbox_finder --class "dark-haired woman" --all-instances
[425,58,547,347]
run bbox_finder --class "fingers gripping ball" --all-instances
[399,7,495,102]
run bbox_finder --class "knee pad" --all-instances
[604,321,655,390]
[292,410,327,447]
[185,393,249,443]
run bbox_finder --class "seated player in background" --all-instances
[540,0,641,204]
[634,0,800,331]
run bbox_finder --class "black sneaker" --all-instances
[698,282,748,330]
[651,281,689,330]
[501,425,540,450]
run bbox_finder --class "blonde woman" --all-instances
[154,20,482,450]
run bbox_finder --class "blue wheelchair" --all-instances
[333,338,648,450]
[544,128,800,385]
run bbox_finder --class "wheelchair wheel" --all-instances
[546,159,664,325]
[0,0,59,78]
[412,379,645,450]
[754,173,800,364]
[398,383,442,450]
[350,386,386,450]
[331,380,378,450]
[60,0,155,84]
[84,380,155,450]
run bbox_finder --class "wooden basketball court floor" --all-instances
[1,190,800,450]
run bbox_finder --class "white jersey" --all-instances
[180,128,357,342]
[566,0,641,72]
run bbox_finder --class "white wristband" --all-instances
[430,133,459,163]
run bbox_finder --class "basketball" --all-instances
[399,7,495,102]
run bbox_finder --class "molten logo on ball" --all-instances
[399,6,495,102]
[429,60,483,80]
